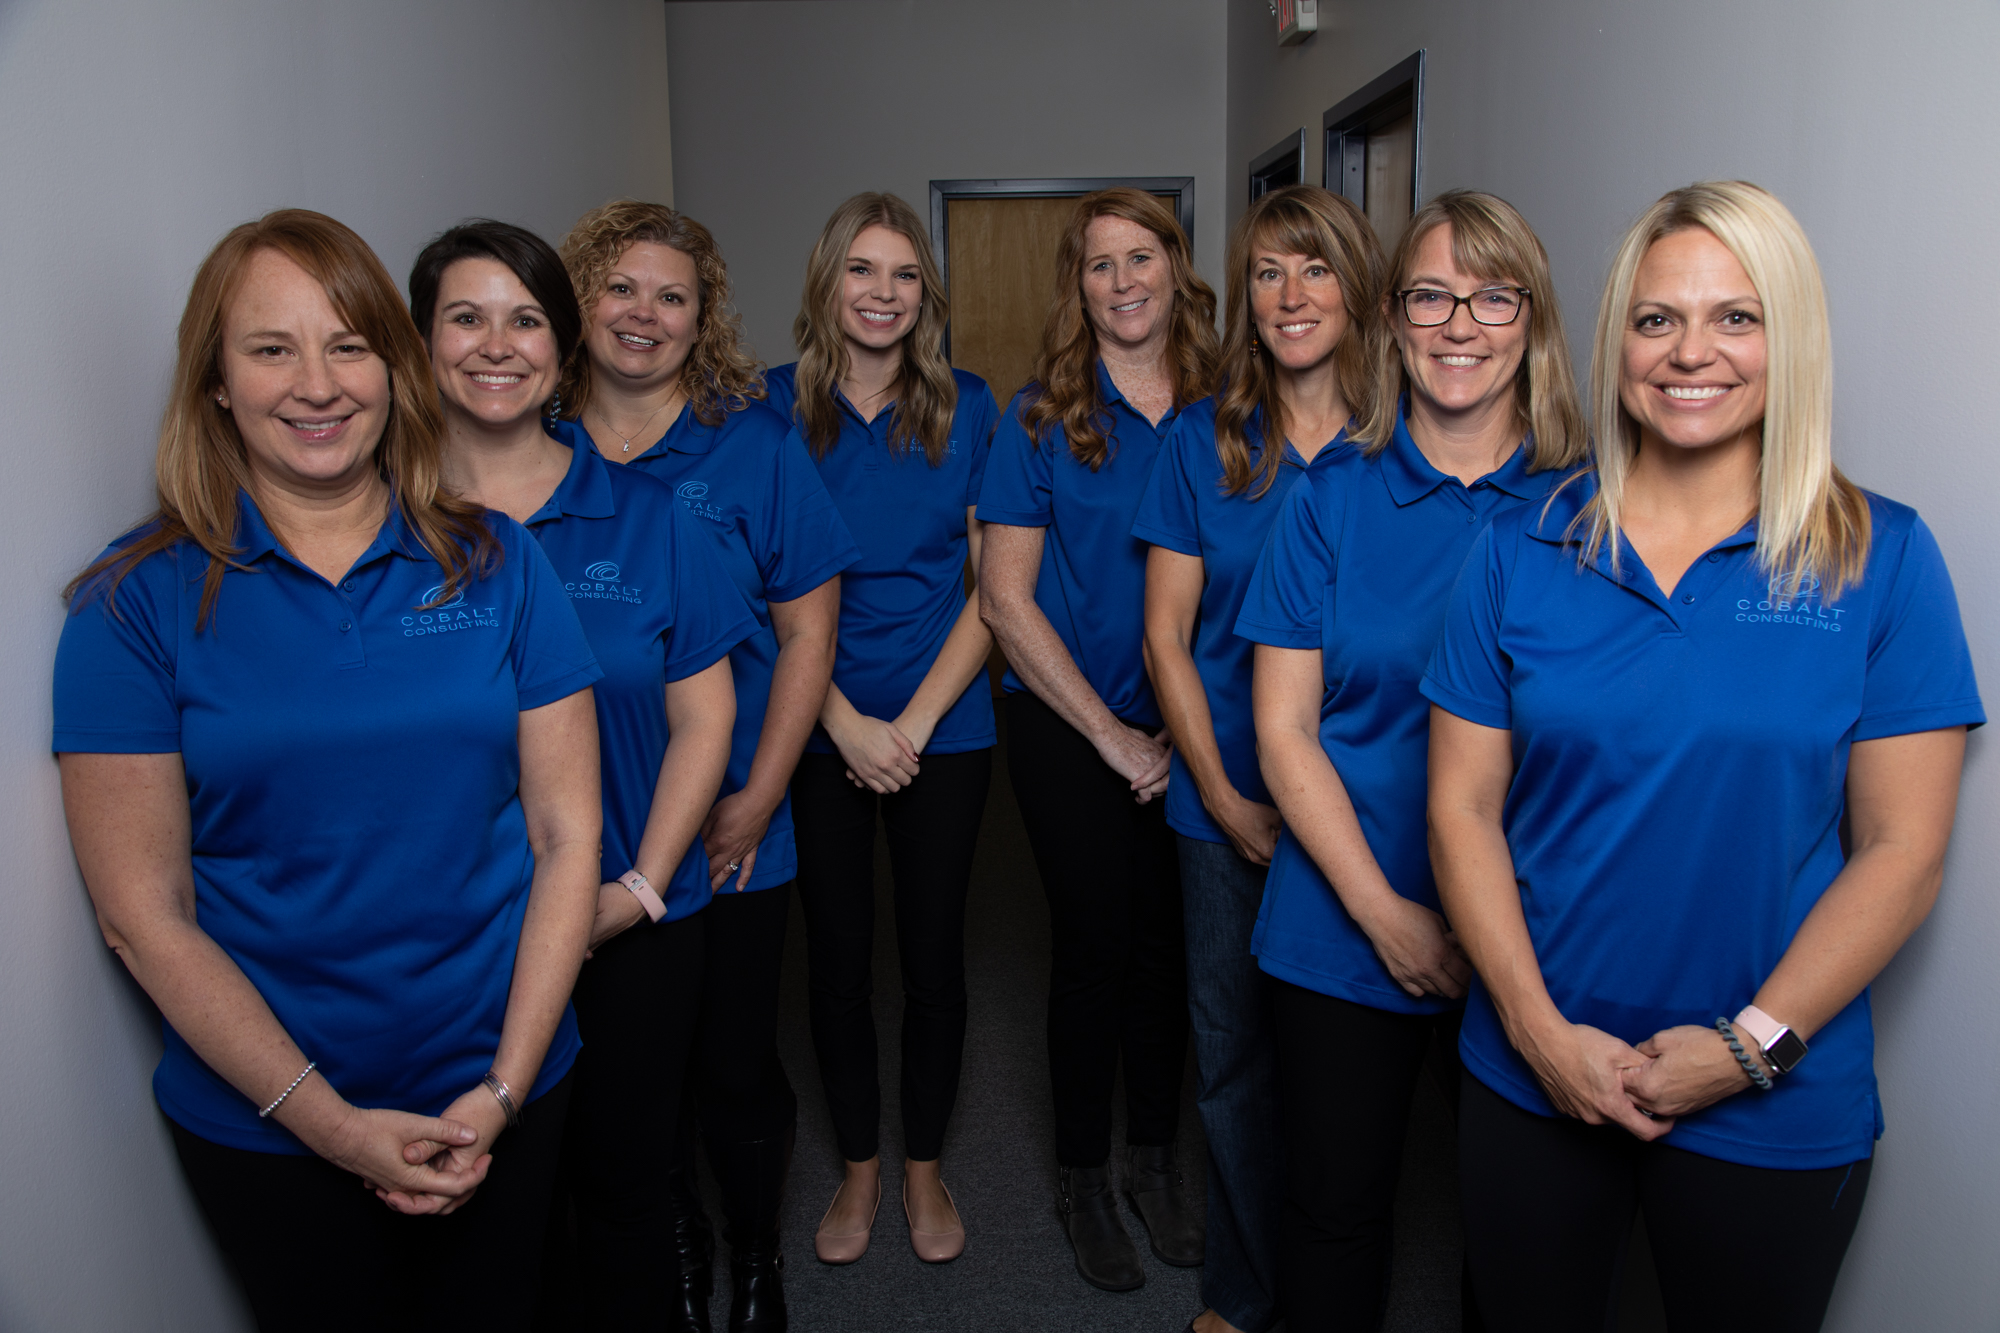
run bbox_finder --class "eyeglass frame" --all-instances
[1393,285,1533,327]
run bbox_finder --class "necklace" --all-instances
[595,394,679,454]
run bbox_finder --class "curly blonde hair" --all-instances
[557,200,764,426]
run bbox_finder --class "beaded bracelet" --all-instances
[258,1061,317,1118]
[1715,1017,1774,1092]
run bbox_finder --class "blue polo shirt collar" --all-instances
[1380,407,1542,507]
[528,440,618,525]
[1094,359,1181,434]
[232,489,429,574]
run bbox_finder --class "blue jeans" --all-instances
[1179,834,1284,1332]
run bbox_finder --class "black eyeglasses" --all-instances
[1396,286,1532,327]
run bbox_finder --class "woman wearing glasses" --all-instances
[1236,190,1585,1328]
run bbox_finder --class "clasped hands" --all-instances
[1525,1019,1771,1141]
[316,1084,511,1217]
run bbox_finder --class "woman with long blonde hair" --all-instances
[54,210,604,1330]
[549,199,861,1332]
[764,193,999,1267]
[977,186,1218,1293]
[1239,188,1585,1328]
[1426,181,1980,1332]
[1134,183,1381,1333]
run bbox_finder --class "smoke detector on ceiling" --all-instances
[1273,0,1318,46]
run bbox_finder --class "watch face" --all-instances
[1766,1029,1809,1075]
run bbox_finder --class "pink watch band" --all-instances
[619,870,667,923]
[1734,1004,1785,1049]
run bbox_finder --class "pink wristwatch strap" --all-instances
[619,870,667,923]
[1734,1004,1785,1050]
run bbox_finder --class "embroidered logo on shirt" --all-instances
[676,480,726,525]
[1735,572,1845,631]
[566,560,644,605]
[401,584,500,636]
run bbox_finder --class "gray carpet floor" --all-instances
[692,718,1670,1332]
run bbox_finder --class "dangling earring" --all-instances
[1250,329,1260,356]
[546,390,563,419]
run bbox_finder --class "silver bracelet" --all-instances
[258,1061,317,1118]
[482,1071,522,1130]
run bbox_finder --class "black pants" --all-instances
[1007,691,1188,1167]
[1459,1073,1871,1333]
[681,882,798,1246]
[172,1072,571,1333]
[1272,979,1463,1332]
[792,747,992,1163]
[558,910,704,1325]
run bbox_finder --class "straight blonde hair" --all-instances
[1354,190,1586,471]
[1572,181,1869,596]
[1215,185,1383,498]
[790,193,957,464]
[1022,188,1218,469]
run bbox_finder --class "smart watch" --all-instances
[1735,1004,1808,1076]
[618,869,667,923]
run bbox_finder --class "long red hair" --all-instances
[1021,188,1218,469]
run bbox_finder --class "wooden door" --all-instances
[944,195,1077,407]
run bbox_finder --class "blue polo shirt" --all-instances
[53,495,601,1153]
[764,363,1000,754]
[1133,397,1317,842]
[523,444,761,919]
[549,404,859,894]
[1422,477,1983,1168]
[1236,419,1552,1014]
[976,363,1181,727]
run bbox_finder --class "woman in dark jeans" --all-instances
[1134,184,1383,1333]
[764,191,1000,1266]
[978,186,1218,1295]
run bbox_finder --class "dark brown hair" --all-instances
[1021,188,1218,469]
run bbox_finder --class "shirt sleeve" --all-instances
[761,365,799,429]
[1233,472,1332,649]
[1131,416,1203,557]
[756,420,861,604]
[663,503,762,683]
[1853,513,1985,741]
[52,547,183,753]
[961,379,1000,511]
[1418,524,1515,730]
[975,395,1054,527]
[505,522,605,710]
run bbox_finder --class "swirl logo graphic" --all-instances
[419,584,467,609]
[677,481,710,501]
[585,561,621,582]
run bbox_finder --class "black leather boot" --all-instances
[1057,1164,1144,1292]
[668,1164,715,1333]
[1124,1143,1204,1266]
[711,1130,793,1333]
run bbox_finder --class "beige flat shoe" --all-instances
[904,1178,966,1263]
[814,1176,880,1265]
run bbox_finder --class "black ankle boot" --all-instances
[1124,1143,1204,1266]
[669,1166,715,1333]
[1057,1164,1144,1292]
[711,1132,793,1332]
[728,1235,787,1333]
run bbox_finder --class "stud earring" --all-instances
[215,395,229,409]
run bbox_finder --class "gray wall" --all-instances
[1226,4,2000,1329]
[0,3,672,1327]
[662,0,1230,367]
